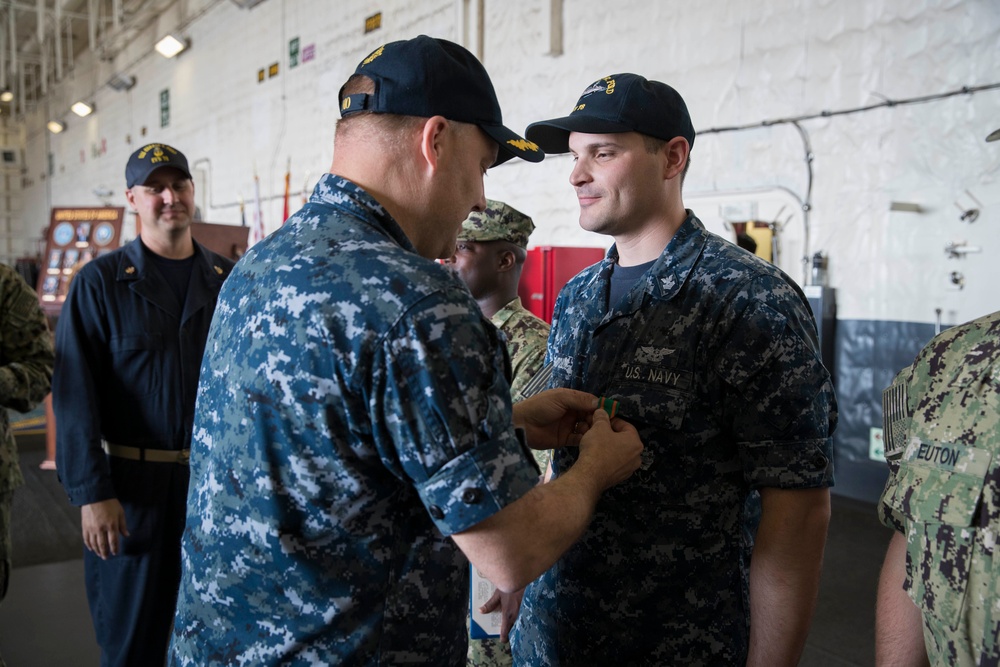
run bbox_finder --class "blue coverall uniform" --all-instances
[54,237,232,667]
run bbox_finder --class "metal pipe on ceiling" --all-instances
[17,56,25,111]
[54,0,62,81]
[87,0,95,52]
[65,5,72,73]
[38,28,45,93]
[1,15,7,91]
[9,4,17,91]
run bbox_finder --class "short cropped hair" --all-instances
[336,74,427,141]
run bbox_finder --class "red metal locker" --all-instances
[518,246,606,323]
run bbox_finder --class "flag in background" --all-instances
[301,172,312,207]
[249,170,265,247]
[282,158,291,224]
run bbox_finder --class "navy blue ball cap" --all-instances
[525,73,695,154]
[125,143,193,188]
[338,35,543,166]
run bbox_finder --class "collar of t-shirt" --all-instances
[143,242,196,309]
[608,258,656,310]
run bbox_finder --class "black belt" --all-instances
[102,441,190,465]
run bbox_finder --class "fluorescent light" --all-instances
[71,101,94,117]
[47,120,65,134]
[0,90,12,103]
[155,34,188,58]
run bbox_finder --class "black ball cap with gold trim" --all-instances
[338,35,543,167]
[126,143,193,188]
[526,73,695,155]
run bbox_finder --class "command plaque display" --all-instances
[38,207,124,316]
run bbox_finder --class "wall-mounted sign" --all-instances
[160,89,170,128]
[365,12,382,33]
[258,68,266,83]
[302,44,315,63]
[268,62,279,78]
[289,37,300,68]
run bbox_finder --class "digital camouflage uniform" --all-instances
[878,309,1000,666]
[511,213,837,666]
[494,298,550,406]
[0,263,53,604]
[170,175,539,666]
[467,301,549,667]
[457,201,551,667]
[455,200,552,467]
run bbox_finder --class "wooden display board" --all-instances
[37,207,125,317]
[37,207,124,469]
[190,222,249,261]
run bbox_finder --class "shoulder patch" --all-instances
[882,382,909,460]
[520,362,553,398]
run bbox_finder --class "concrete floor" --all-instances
[0,434,892,666]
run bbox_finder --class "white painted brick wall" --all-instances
[12,0,999,324]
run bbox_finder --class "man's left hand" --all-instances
[480,586,526,642]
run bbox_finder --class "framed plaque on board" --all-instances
[37,207,124,317]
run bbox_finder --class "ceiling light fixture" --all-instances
[71,101,94,117]
[0,89,13,103]
[47,120,65,134]
[107,73,136,92]
[155,34,188,58]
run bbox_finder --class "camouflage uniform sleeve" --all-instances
[0,266,54,413]
[371,289,537,536]
[714,275,835,489]
[508,343,542,401]
[506,321,549,404]
[877,366,912,532]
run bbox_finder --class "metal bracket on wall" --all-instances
[954,189,983,223]
[944,241,982,259]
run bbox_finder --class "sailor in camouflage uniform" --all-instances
[169,36,643,667]
[0,263,53,617]
[447,201,551,666]
[875,313,999,666]
[511,74,837,666]
[449,201,550,410]
[875,127,1000,667]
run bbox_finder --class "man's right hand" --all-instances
[453,408,643,593]
[575,408,643,491]
[81,499,129,560]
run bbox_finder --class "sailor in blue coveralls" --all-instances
[53,143,233,667]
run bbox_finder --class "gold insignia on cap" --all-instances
[342,97,351,111]
[214,265,223,275]
[361,45,384,66]
[125,266,136,274]
[507,138,540,152]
